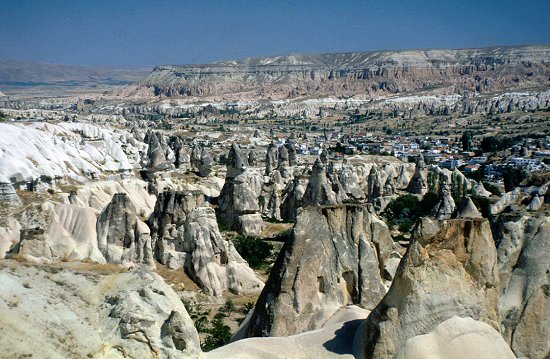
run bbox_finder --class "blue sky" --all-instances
[1,0,549,67]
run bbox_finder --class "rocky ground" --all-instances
[1,45,549,358]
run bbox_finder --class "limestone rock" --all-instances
[145,132,174,171]
[280,174,308,221]
[360,218,500,358]
[491,188,522,214]
[241,204,393,337]
[367,166,382,200]
[396,164,411,189]
[340,166,365,200]
[287,143,297,166]
[219,144,263,235]
[226,142,248,178]
[278,144,289,168]
[236,213,264,237]
[13,228,53,263]
[265,141,278,175]
[473,181,492,197]
[198,148,213,177]
[149,191,206,268]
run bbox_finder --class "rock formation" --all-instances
[302,158,338,206]
[96,193,154,266]
[138,46,550,100]
[149,189,263,296]
[265,141,278,175]
[431,185,456,219]
[455,197,482,219]
[0,174,21,205]
[496,215,550,359]
[218,143,264,236]
[406,154,428,195]
[241,204,394,337]
[395,164,411,189]
[367,165,382,200]
[183,207,263,296]
[359,218,500,358]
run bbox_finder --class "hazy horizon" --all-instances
[1,0,549,68]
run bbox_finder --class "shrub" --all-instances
[202,316,231,352]
[233,236,273,270]
[482,182,501,196]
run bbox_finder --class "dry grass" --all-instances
[260,221,293,239]
[154,262,201,292]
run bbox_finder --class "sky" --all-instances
[1,0,549,68]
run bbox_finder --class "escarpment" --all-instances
[136,46,550,99]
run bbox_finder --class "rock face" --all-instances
[241,204,394,337]
[0,261,200,358]
[48,204,104,263]
[96,193,154,266]
[138,46,550,99]
[218,144,263,236]
[496,215,550,359]
[360,218,500,359]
